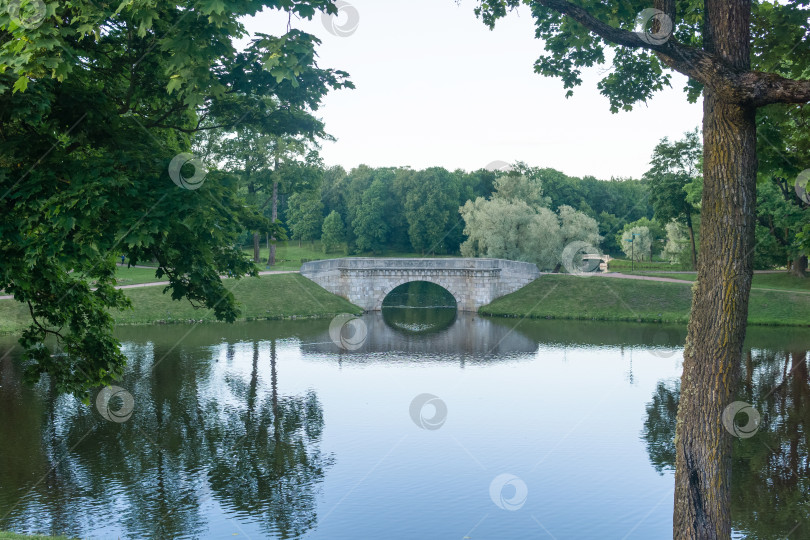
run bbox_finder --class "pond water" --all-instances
[0,286,809,539]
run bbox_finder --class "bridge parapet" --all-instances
[300,258,539,312]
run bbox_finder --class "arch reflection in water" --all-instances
[381,281,457,335]
[303,312,538,359]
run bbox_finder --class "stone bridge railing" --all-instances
[300,258,540,311]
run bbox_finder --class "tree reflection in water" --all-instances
[0,339,331,539]
[205,340,332,539]
[643,349,810,538]
[381,281,457,335]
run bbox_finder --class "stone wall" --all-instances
[300,258,540,312]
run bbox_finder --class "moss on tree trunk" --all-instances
[673,93,757,538]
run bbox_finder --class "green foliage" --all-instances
[475,1,683,111]
[352,179,389,253]
[643,130,702,266]
[755,101,810,270]
[616,217,664,259]
[286,191,324,243]
[323,165,478,255]
[492,172,548,208]
[316,162,649,257]
[399,168,461,254]
[320,210,344,253]
[459,177,601,270]
[0,0,351,398]
[620,226,653,262]
[460,197,543,262]
[662,221,687,264]
[515,164,652,255]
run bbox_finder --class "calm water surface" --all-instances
[1,286,809,539]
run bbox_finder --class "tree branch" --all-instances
[736,71,810,107]
[27,301,64,339]
[537,0,810,106]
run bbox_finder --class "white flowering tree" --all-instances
[459,177,601,270]
[620,226,653,262]
[663,221,687,264]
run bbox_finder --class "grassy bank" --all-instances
[110,265,166,285]
[0,273,361,335]
[613,271,810,293]
[607,258,694,272]
[481,274,810,326]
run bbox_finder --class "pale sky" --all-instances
[242,0,703,180]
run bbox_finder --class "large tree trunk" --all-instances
[790,254,807,277]
[673,5,756,536]
[672,98,757,540]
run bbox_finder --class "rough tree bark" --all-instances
[673,2,757,537]
[674,92,757,539]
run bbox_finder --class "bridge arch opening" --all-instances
[381,281,457,335]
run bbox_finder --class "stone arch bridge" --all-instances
[300,258,540,312]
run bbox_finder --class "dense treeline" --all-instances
[265,129,807,274]
[279,162,653,257]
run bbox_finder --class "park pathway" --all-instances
[597,272,693,284]
[0,270,298,300]
[0,269,805,301]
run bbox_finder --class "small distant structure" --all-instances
[581,253,612,272]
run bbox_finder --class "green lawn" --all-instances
[607,258,694,272]
[481,274,810,326]
[110,265,165,285]
[613,271,810,293]
[614,271,697,280]
[0,273,361,334]
[112,273,361,324]
[4,268,807,335]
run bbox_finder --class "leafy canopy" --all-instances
[0,0,352,398]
